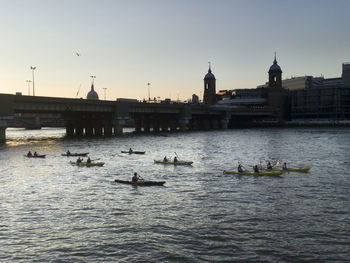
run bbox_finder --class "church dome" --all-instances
[204,67,216,80]
[87,83,99,100]
[269,57,282,73]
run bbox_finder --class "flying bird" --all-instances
[76,52,81,56]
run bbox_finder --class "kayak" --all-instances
[261,167,310,173]
[154,160,193,165]
[70,161,104,167]
[25,155,46,158]
[121,151,146,154]
[223,170,283,176]
[115,179,165,186]
[61,152,89,157]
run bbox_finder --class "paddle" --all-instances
[174,152,180,160]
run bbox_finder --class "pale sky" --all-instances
[1,0,349,101]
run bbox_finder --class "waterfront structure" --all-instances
[203,65,216,105]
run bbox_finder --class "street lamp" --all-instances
[30,66,36,96]
[147,82,151,102]
[26,80,32,96]
[103,87,107,100]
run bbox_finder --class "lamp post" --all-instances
[26,80,32,96]
[103,87,107,100]
[30,66,36,96]
[147,82,151,102]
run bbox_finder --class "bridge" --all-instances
[0,93,279,142]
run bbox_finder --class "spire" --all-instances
[208,61,212,73]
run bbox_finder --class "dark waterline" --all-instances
[1,127,349,262]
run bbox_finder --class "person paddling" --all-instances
[77,157,82,163]
[86,157,91,164]
[253,165,260,173]
[267,162,273,169]
[174,156,178,163]
[66,150,71,156]
[163,156,168,162]
[27,151,32,157]
[238,163,244,173]
[132,172,139,182]
[282,162,288,170]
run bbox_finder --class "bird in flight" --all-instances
[76,52,81,56]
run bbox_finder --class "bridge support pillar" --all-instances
[135,119,141,133]
[114,120,124,135]
[85,126,93,136]
[169,119,177,132]
[0,120,7,143]
[104,125,112,136]
[143,119,151,133]
[66,126,74,136]
[152,120,160,132]
[220,118,229,129]
[211,119,219,129]
[76,126,84,136]
[179,118,190,131]
[95,126,103,136]
[160,120,168,132]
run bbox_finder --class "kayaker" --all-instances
[87,157,91,164]
[27,151,32,157]
[253,165,260,173]
[77,157,82,163]
[267,162,273,169]
[282,162,288,170]
[174,156,178,163]
[129,148,133,153]
[163,156,168,162]
[34,152,38,157]
[66,150,71,156]
[238,164,244,173]
[132,172,139,182]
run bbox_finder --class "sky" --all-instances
[0,0,349,101]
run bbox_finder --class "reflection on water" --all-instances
[0,127,350,262]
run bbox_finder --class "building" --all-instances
[203,66,216,105]
[87,82,99,100]
[289,63,350,120]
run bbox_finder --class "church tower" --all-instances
[268,55,282,90]
[267,55,287,121]
[203,64,216,105]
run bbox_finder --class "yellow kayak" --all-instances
[261,167,310,173]
[70,161,105,167]
[154,160,193,165]
[223,170,283,176]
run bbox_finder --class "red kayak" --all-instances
[61,152,89,157]
[25,154,46,158]
[115,179,165,186]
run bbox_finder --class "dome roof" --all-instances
[87,83,99,100]
[269,57,282,73]
[204,67,216,80]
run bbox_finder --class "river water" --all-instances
[0,127,349,262]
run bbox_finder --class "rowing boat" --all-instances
[261,167,310,173]
[70,161,104,167]
[25,154,46,158]
[61,152,89,157]
[223,170,283,176]
[121,151,146,154]
[115,179,165,186]
[154,160,193,165]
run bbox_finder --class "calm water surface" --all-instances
[0,127,349,262]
